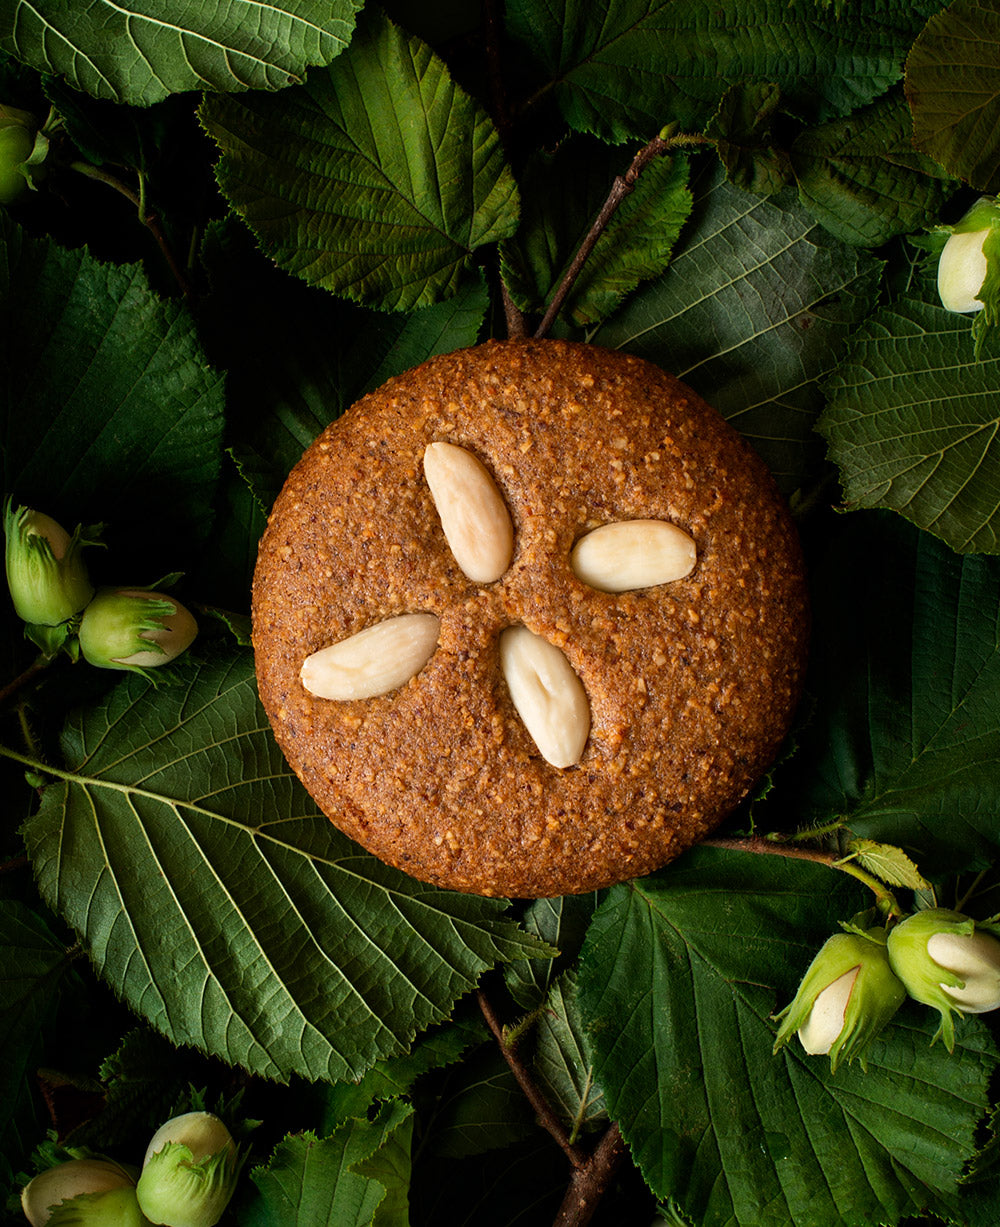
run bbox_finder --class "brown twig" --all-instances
[477,986,586,1166]
[478,985,634,1227]
[481,0,528,340]
[0,656,52,710]
[534,130,709,340]
[552,1122,628,1227]
[501,280,528,338]
[702,835,905,917]
[0,855,29,875]
[703,834,834,867]
[69,161,194,297]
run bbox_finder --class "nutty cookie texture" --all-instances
[253,340,809,898]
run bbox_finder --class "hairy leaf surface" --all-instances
[578,848,999,1226]
[242,1102,413,1227]
[0,213,224,554]
[820,293,1000,552]
[201,9,519,311]
[766,513,1000,871]
[506,0,935,142]
[21,650,545,1084]
[593,166,881,491]
[906,0,1000,194]
[0,0,362,106]
[791,90,955,247]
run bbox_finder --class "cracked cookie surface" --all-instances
[252,340,809,898]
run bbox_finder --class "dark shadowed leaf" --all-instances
[199,222,489,513]
[427,1045,534,1159]
[906,0,1000,194]
[792,89,955,246]
[706,82,792,197]
[0,902,76,1184]
[593,164,882,492]
[311,1009,485,1129]
[506,0,936,143]
[763,512,1000,873]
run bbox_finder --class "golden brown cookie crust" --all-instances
[252,340,809,897]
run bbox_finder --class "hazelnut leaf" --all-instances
[505,0,934,143]
[200,9,520,312]
[820,290,1000,552]
[578,847,998,1225]
[20,649,550,1085]
[0,0,363,107]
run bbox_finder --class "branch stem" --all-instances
[551,1123,627,1227]
[68,160,193,296]
[0,656,53,710]
[477,987,586,1167]
[703,836,905,917]
[534,131,708,339]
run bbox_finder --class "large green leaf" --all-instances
[240,1101,413,1227]
[593,164,882,492]
[765,512,1000,873]
[0,0,362,106]
[791,89,955,247]
[0,213,225,559]
[200,9,519,312]
[578,847,999,1227]
[506,0,935,143]
[906,0,1000,194]
[499,141,692,328]
[16,649,545,1084]
[820,291,1000,553]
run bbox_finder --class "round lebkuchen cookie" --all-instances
[253,340,809,898]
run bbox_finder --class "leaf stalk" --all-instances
[703,835,905,918]
[68,160,193,296]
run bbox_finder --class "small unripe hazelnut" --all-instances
[78,588,197,674]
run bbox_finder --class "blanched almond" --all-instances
[499,625,590,768]
[570,520,696,593]
[301,613,439,700]
[423,441,513,583]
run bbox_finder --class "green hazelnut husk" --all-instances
[887,907,1000,1051]
[773,927,906,1071]
[78,588,197,676]
[136,1112,242,1227]
[4,500,95,631]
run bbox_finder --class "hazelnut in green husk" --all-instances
[4,501,96,652]
[78,588,197,676]
[887,907,1000,1051]
[773,927,906,1071]
[136,1112,242,1227]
